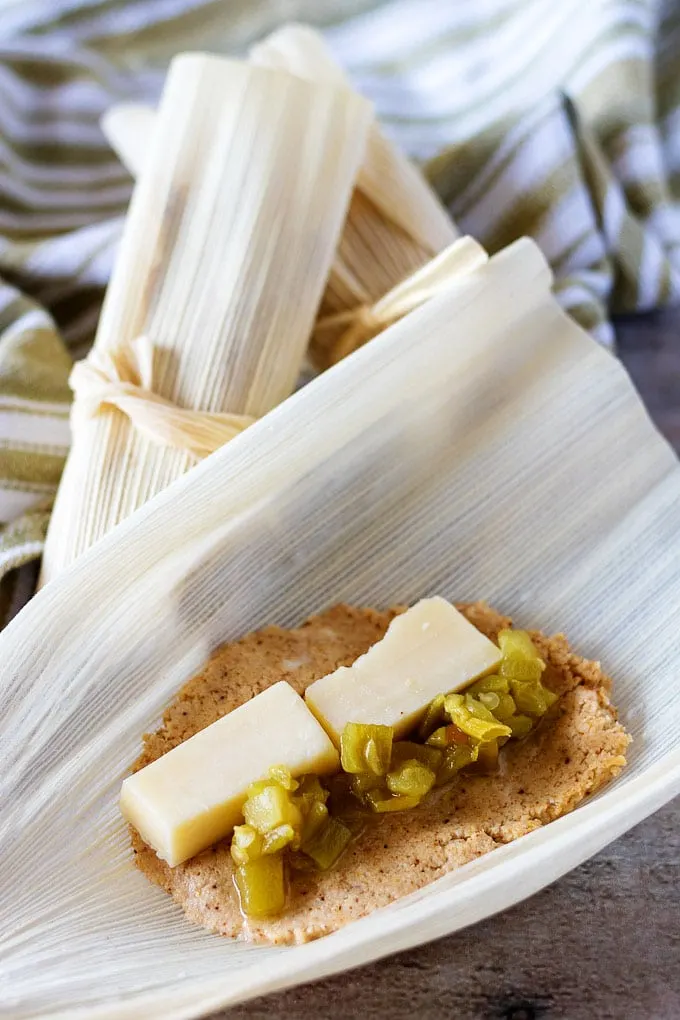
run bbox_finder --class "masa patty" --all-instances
[130,602,630,945]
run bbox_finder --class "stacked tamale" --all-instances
[42,28,463,581]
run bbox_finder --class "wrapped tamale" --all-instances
[40,53,371,582]
[102,25,459,370]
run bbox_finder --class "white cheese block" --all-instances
[305,597,501,744]
[120,681,339,867]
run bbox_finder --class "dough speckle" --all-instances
[131,602,630,945]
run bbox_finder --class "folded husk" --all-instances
[2,237,680,1018]
[102,25,459,370]
[40,53,370,582]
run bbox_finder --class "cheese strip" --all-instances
[305,598,501,744]
[120,682,339,867]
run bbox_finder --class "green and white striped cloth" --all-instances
[2,0,680,627]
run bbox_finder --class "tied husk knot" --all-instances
[314,236,488,366]
[70,335,256,460]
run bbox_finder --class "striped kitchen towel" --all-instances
[2,0,680,626]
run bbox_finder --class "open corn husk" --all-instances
[40,52,371,582]
[2,237,680,1018]
[102,25,459,369]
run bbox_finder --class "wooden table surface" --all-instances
[224,312,680,1020]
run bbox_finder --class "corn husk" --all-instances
[2,237,679,1018]
[100,102,156,178]
[40,53,370,583]
[102,25,459,369]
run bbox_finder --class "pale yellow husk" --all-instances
[2,238,680,1018]
[102,25,459,370]
[40,53,371,583]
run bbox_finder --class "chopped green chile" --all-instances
[469,674,509,695]
[391,740,443,771]
[235,855,286,918]
[417,693,446,740]
[510,678,558,717]
[286,850,320,873]
[262,823,296,855]
[508,713,534,738]
[498,628,545,681]
[326,773,366,830]
[340,722,393,775]
[327,785,368,835]
[466,740,500,774]
[436,743,479,785]
[426,723,470,748]
[447,723,472,745]
[425,725,449,748]
[365,790,421,813]
[462,695,498,721]
[364,737,387,775]
[300,800,329,842]
[492,693,518,721]
[302,816,352,869]
[477,691,500,711]
[499,657,545,681]
[498,628,543,661]
[386,760,436,798]
[541,684,559,710]
[230,824,264,866]
[244,782,302,835]
[246,777,276,798]
[268,765,299,791]
[444,693,512,742]
[350,771,384,800]
[295,773,329,807]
